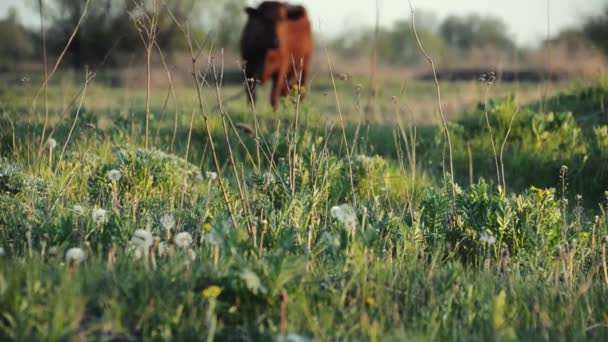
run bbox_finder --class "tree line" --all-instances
[1,0,607,70]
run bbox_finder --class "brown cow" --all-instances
[240,1,313,110]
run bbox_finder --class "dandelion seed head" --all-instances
[108,169,122,181]
[131,229,153,248]
[188,248,196,261]
[480,231,496,245]
[174,231,193,248]
[72,204,85,216]
[205,171,218,180]
[92,208,107,225]
[158,241,173,258]
[65,247,86,265]
[46,138,57,149]
[160,214,175,230]
[0,247,5,256]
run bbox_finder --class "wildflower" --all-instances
[0,247,5,256]
[366,296,376,306]
[480,231,496,245]
[174,232,193,249]
[158,241,174,258]
[46,138,57,149]
[160,214,175,231]
[72,204,85,216]
[262,171,275,184]
[48,246,58,256]
[277,334,313,342]
[202,285,222,299]
[65,247,86,265]
[205,171,218,180]
[131,229,153,249]
[108,169,122,181]
[330,204,357,227]
[240,268,267,295]
[201,223,213,233]
[92,208,107,225]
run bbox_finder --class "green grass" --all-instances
[1,75,608,340]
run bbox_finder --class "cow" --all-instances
[240,1,313,110]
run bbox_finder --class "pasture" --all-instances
[2,67,608,340]
[2,1,608,340]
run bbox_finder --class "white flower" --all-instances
[188,248,196,261]
[46,138,57,149]
[48,246,58,256]
[480,231,496,245]
[131,229,154,249]
[174,232,193,248]
[108,169,122,181]
[158,241,174,258]
[277,334,313,342]
[0,247,5,256]
[65,247,86,265]
[262,171,275,184]
[330,204,357,227]
[92,208,107,225]
[355,154,371,163]
[73,204,85,216]
[160,214,175,230]
[205,171,218,180]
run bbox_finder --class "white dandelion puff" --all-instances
[72,204,85,216]
[131,229,154,249]
[480,231,496,245]
[92,208,107,225]
[46,138,57,149]
[174,232,193,249]
[108,169,122,181]
[65,247,86,265]
[277,334,313,342]
[0,247,5,256]
[188,248,196,261]
[205,171,218,180]
[160,214,175,230]
[330,204,357,227]
[158,241,174,258]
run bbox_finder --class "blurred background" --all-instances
[1,0,607,87]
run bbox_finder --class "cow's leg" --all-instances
[270,69,287,111]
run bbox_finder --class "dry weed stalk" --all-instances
[130,0,161,149]
[407,0,456,203]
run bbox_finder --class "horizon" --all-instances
[1,0,605,47]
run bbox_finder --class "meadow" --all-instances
[1,63,608,341]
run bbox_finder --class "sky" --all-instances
[2,0,606,47]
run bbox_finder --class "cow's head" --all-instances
[244,2,307,50]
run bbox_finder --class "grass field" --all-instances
[1,69,608,340]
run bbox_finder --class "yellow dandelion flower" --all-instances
[365,296,376,306]
[202,223,213,233]
[202,285,222,299]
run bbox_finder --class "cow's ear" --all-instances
[286,5,306,20]
[245,7,258,16]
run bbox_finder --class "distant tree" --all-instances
[0,8,35,69]
[331,17,447,66]
[32,0,244,69]
[439,14,515,52]
[583,5,608,55]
